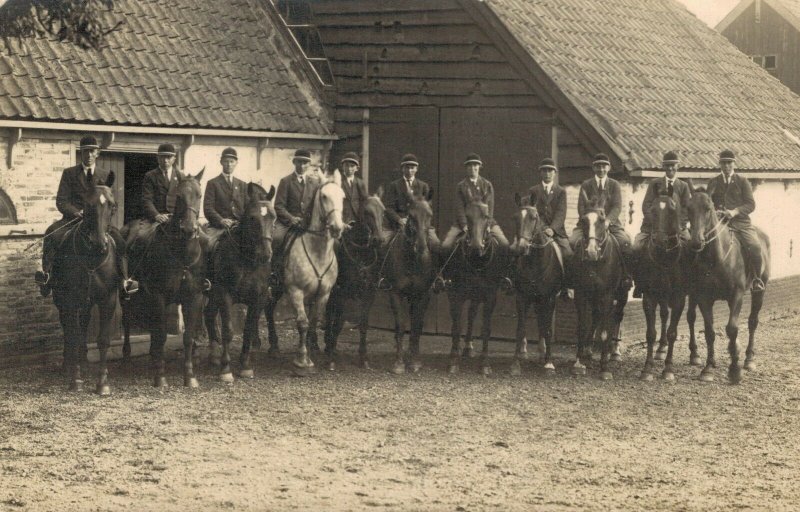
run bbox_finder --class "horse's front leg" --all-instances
[203,293,222,367]
[323,289,345,371]
[218,292,235,383]
[662,293,686,382]
[572,293,590,375]
[511,295,527,376]
[655,298,669,361]
[641,293,658,380]
[698,299,716,382]
[610,286,628,362]
[389,292,406,374]
[181,295,203,388]
[447,291,464,374]
[358,291,374,370]
[538,295,557,373]
[727,292,744,384]
[264,292,282,357]
[240,302,261,379]
[479,292,497,376]
[598,297,614,381]
[121,298,133,369]
[309,290,331,370]
[95,295,116,396]
[407,294,430,373]
[150,295,169,389]
[463,298,480,359]
[745,289,765,371]
[687,296,701,366]
[289,288,315,374]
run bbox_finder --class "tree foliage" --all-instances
[0,0,122,53]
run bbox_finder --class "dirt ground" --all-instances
[1,311,799,512]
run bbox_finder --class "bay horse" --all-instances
[323,193,386,371]
[51,177,120,394]
[265,170,344,375]
[571,204,628,379]
[509,194,565,376]
[380,190,436,374]
[441,200,509,375]
[635,194,696,382]
[204,184,276,382]
[686,190,770,384]
[121,169,207,388]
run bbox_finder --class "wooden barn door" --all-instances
[437,108,552,338]
[367,107,441,333]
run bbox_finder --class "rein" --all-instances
[304,182,342,237]
[300,234,336,297]
[691,212,735,262]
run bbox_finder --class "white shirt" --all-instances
[83,165,95,179]
[406,178,414,190]
[347,177,353,187]
[721,171,735,185]
[543,182,551,195]
[295,173,305,184]
[595,177,606,190]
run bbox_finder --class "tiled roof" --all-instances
[484,0,800,171]
[0,0,330,135]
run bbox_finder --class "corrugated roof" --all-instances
[0,0,330,135]
[484,0,800,171]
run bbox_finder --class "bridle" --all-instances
[305,181,343,238]
[517,209,553,255]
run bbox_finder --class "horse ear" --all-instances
[514,192,521,207]
[246,182,258,200]
[426,187,434,202]
[266,185,276,201]
[106,171,115,188]
[194,167,205,182]
[685,178,696,193]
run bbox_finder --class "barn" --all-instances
[0,0,335,361]
[309,0,800,338]
[717,0,800,96]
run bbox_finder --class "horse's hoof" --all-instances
[519,350,529,361]
[599,371,613,381]
[219,373,234,384]
[391,362,405,375]
[654,351,666,362]
[481,366,492,376]
[448,364,459,375]
[571,364,586,376]
[610,353,622,362]
[209,357,222,367]
[359,359,371,370]
[543,362,556,372]
[462,347,474,359]
[640,371,654,382]
[510,362,521,376]
[744,360,756,371]
[408,361,422,374]
[292,365,317,377]
[239,369,254,379]
[699,372,714,383]
[327,361,336,372]
[185,377,200,388]
[153,377,169,389]
[69,380,84,392]
[662,371,676,382]
[690,356,703,367]
[728,368,742,385]
[266,346,280,358]
[96,383,111,396]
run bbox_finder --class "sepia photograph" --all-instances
[0,0,798,510]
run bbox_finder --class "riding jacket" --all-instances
[56,165,113,220]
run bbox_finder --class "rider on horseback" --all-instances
[272,149,316,280]
[631,151,692,297]
[568,153,634,289]
[707,149,765,292]
[383,153,441,249]
[439,153,511,289]
[34,135,138,298]
[339,152,368,227]
[203,147,247,230]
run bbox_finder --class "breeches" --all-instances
[441,224,509,250]
[732,224,764,274]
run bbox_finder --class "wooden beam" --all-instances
[182,134,195,166]
[256,138,270,172]
[7,128,21,169]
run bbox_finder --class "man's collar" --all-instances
[721,171,735,180]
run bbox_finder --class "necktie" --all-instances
[86,168,93,184]
[406,179,413,192]
[298,176,304,186]
[544,185,550,195]
[227,175,233,189]
[347,178,353,188]
[667,180,674,197]
[598,179,604,192]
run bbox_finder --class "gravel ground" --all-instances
[1,312,799,511]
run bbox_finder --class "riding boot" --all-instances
[749,252,765,292]
[35,250,55,297]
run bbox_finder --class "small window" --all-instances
[0,189,18,224]
[764,55,777,69]
[752,55,763,66]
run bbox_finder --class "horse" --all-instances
[380,190,437,374]
[121,169,207,388]
[635,195,697,381]
[204,184,276,382]
[509,194,565,376]
[440,200,509,375]
[571,205,628,379]
[322,193,386,371]
[264,170,344,375]
[686,190,770,384]
[51,177,120,394]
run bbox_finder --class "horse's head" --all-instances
[243,183,276,264]
[173,168,204,238]
[513,192,543,254]
[464,200,491,255]
[82,172,117,253]
[650,194,680,246]
[580,208,608,261]
[361,193,386,246]
[315,169,345,238]
[406,188,434,257]
[687,188,715,251]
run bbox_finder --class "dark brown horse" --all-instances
[51,177,120,394]
[635,195,696,382]
[323,193,386,371]
[440,200,509,375]
[204,184,276,382]
[686,190,770,384]
[509,195,565,376]
[381,190,436,374]
[571,206,628,379]
[122,169,207,388]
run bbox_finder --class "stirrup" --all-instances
[123,278,139,296]
[203,278,212,292]
[268,272,281,288]
[751,278,765,292]
[431,276,447,294]
[34,270,50,286]
[632,286,643,299]
[499,277,514,294]
[376,277,392,291]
